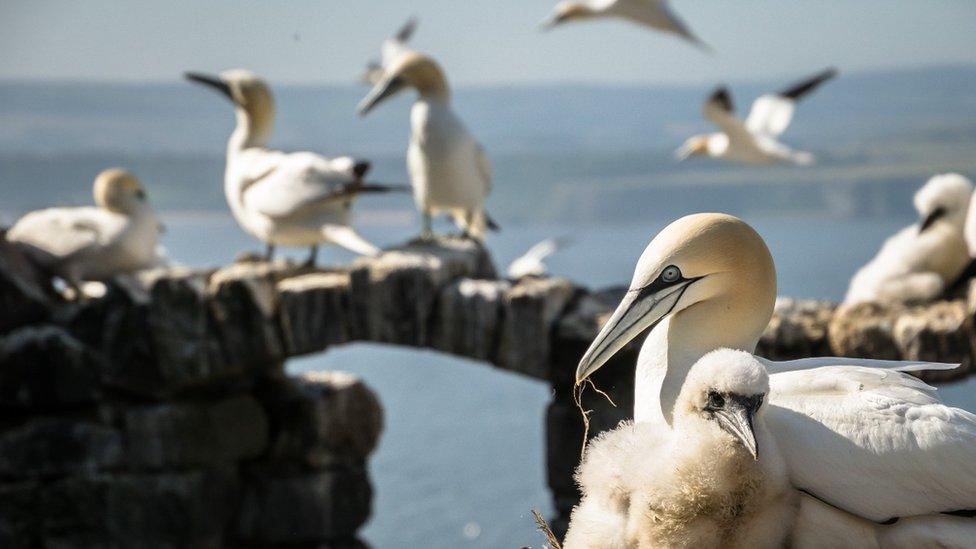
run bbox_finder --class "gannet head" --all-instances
[357,51,449,115]
[185,69,275,144]
[539,2,594,30]
[93,168,148,215]
[576,213,776,383]
[674,135,710,161]
[914,173,974,232]
[676,348,768,460]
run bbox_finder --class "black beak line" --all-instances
[919,206,946,234]
[184,72,233,102]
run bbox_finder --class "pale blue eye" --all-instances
[661,265,681,283]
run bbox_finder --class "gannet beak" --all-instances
[575,278,699,384]
[538,13,561,31]
[713,397,759,460]
[919,206,946,234]
[184,72,233,102]
[357,76,407,116]
[674,144,694,162]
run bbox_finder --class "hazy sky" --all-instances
[2,1,975,85]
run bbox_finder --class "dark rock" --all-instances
[0,235,52,335]
[0,419,122,478]
[431,278,509,362]
[894,300,973,382]
[828,302,904,360]
[278,272,352,356]
[0,325,101,408]
[497,277,575,380]
[208,262,288,370]
[0,481,40,548]
[757,298,837,360]
[123,395,269,470]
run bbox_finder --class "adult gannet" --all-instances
[574,213,976,524]
[507,237,571,279]
[675,68,837,165]
[845,173,973,305]
[357,51,495,241]
[565,349,795,548]
[186,70,392,263]
[360,16,418,86]
[7,168,163,291]
[540,0,707,48]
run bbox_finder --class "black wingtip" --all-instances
[396,15,418,42]
[709,86,734,113]
[486,213,501,232]
[779,67,838,100]
[353,161,371,179]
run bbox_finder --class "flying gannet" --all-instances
[573,213,976,528]
[675,68,837,165]
[507,237,571,279]
[845,173,973,305]
[360,16,418,86]
[357,51,496,241]
[565,349,795,548]
[186,70,394,263]
[7,168,163,292]
[540,0,707,49]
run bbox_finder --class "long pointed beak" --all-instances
[674,143,695,162]
[184,72,233,102]
[538,13,561,31]
[575,279,698,384]
[714,402,758,460]
[357,76,406,116]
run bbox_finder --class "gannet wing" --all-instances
[702,87,754,144]
[507,237,568,279]
[243,152,360,219]
[475,142,492,195]
[9,207,123,259]
[746,68,837,137]
[382,16,417,65]
[758,355,958,375]
[765,365,976,521]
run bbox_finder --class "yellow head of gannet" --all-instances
[357,51,450,115]
[93,168,149,214]
[575,213,776,384]
[185,69,275,147]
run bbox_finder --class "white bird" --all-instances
[540,0,707,48]
[186,70,396,264]
[675,69,836,165]
[360,16,418,86]
[574,212,976,526]
[357,51,496,241]
[565,349,795,548]
[7,168,163,292]
[507,237,571,279]
[845,173,973,305]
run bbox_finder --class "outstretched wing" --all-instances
[746,68,837,137]
[703,87,754,144]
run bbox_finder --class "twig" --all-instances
[532,509,562,549]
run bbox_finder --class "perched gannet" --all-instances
[7,168,163,291]
[574,213,976,525]
[540,0,707,48]
[675,69,836,165]
[845,173,973,305]
[186,70,392,263]
[357,51,495,241]
[507,237,571,279]
[565,349,795,549]
[360,16,418,86]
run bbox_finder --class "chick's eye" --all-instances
[661,265,681,283]
[707,391,725,409]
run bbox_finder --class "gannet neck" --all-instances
[413,61,450,103]
[228,105,273,152]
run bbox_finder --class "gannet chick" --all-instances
[360,16,418,86]
[845,173,973,305]
[675,68,836,165]
[7,168,163,292]
[186,70,392,263]
[507,237,571,279]
[565,349,794,549]
[540,0,707,49]
[357,51,496,241]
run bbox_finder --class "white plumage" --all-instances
[540,0,706,48]
[507,237,570,279]
[7,168,163,290]
[675,69,836,165]
[845,173,973,305]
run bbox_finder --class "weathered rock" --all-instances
[0,419,122,478]
[431,278,509,361]
[497,277,576,379]
[41,468,238,548]
[894,300,973,382]
[348,237,496,345]
[757,298,837,360]
[0,236,52,334]
[278,272,351,356]
[123,395,269,470]
[0,481,40,548]
[237,468,372,544]
[208,261,288,370]
[0,325,101,408]
[828,302,904,360]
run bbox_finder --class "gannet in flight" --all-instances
[360,16,418,86]
[186,70,393,263]
[507,237,571,279]
[574,213,976,525]
[565,349,795,548]
[357,51,496,241]
[845,173,973,305]
[7,168,163,292]
[540,0,707,48]
[675,68,837,165]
